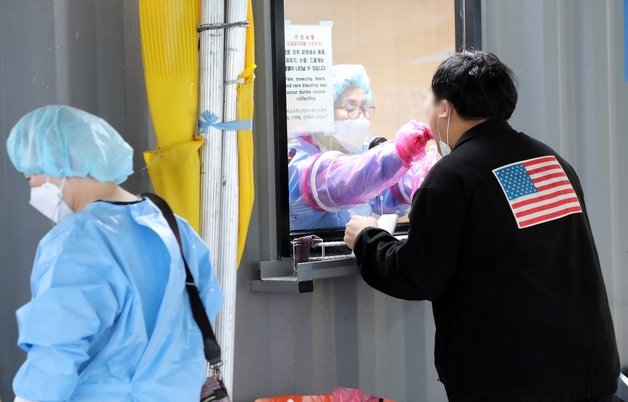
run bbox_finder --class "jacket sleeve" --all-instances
[354,184,467,301]
[13,229,124,401]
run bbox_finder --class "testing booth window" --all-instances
[272,0,481,256]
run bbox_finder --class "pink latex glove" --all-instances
[394,120,434,166]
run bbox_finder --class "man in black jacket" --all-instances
[344,51,620,402]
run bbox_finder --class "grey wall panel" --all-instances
[482,0,628,363]
[0,1,151,400]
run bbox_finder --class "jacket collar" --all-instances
[453,119,515,151]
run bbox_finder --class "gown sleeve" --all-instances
[178,219,224,327]
[13,226,125,401]
[389,143,441,205]
[299,141,414,211]
[299,121,432,211]
[369,142,441,217]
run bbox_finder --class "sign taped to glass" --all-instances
[284,21,334,134]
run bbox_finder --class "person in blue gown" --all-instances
[6,105,223,402]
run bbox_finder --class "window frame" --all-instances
[271,0,482,258]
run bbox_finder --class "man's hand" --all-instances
[344,216,378,250]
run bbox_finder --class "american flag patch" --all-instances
[493,156,582,229]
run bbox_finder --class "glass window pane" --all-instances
[285,0,455,233]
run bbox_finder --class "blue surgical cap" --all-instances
[6,105,133,184]
[331,64,373,104]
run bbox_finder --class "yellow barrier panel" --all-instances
[236,0,256,265]
[139,0,201,231]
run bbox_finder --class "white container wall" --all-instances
[218,0,249,393]
[199,0,225,265]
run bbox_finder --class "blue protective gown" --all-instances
[13,199,223,402]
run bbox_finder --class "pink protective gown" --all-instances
[289,120,434,230]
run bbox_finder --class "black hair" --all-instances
[431,50,518,120]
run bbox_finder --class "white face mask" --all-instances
[331,118,371,153]
[436,110,452,157]
[30,178,75,224]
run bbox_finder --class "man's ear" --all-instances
[438,100,451,120]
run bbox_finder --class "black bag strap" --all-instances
[142,193,223,366]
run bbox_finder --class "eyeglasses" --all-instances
[335,104,376,120]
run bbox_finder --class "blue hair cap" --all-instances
[7,105,133,184]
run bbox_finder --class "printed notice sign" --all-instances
[284,21,334,134]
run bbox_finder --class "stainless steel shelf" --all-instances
[248,255,357,293]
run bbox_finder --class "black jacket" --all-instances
[354,119,619,401]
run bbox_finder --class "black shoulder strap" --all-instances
[142,193,222,366]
